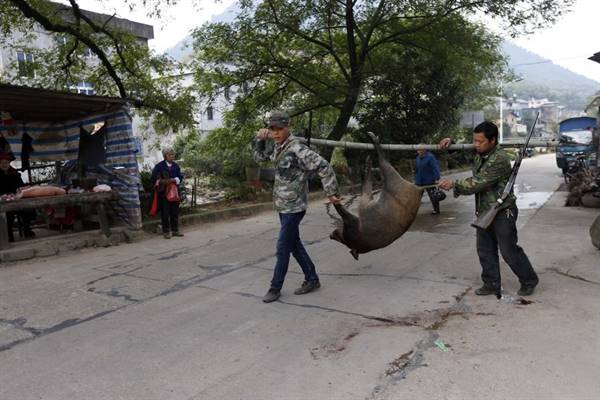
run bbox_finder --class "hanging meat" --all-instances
[330,132,424,260]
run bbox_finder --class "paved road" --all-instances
[1,154,598,400]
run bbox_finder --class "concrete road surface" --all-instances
[1,153,599,400]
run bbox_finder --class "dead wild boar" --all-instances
[330,132,424,260]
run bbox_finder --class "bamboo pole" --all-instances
[296,137,558,151]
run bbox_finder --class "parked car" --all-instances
[556,117,596,175]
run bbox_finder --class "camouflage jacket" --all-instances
[453,146,516,214]
[253,136,339,213]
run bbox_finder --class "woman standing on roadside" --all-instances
[151,148,184,239]
[415,149,442,214]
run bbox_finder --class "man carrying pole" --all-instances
[438,120,539,297]
[253,111,342,303]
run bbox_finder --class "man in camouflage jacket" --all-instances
[253,111,341,303]
[438,121,539,296]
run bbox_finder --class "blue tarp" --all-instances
[0,108,142,228]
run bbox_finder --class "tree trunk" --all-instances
[322,87,360,161]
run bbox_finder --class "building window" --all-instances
[73,81,95,96]
[83,47,96,58]
[16,51,35,78]
[242,81,249,94]
[224,87,230,101]
[206,106,214,121]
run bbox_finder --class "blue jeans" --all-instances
[271,211,319,289]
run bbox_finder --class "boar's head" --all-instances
[330,203,361,260]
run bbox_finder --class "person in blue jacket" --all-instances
[415,149,442,214]
[151,148,184,239]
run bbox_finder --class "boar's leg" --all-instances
[332,203,361,260]
[360,156,373,208]
[333,202,359,228]
[367,131,408,193]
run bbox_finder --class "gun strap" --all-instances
[273,138,298,164]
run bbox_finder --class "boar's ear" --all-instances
[350,249,359,260]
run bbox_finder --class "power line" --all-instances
[511,55,592,67]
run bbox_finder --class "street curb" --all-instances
[142,166,471,233]
[142,184,364,233]
[141,168,471,234]
[0,227,146,265]
[0,167,469,263]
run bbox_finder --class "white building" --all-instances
[134,71,236,168]
[0,2,154,93]
[0,2,154,174]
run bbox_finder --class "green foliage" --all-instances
[139,167,154,193]
[174,120,261,187]
[223,182,257,202]
[358,15,505,151]
[504,148,518,161]
[192,0,573,161]
[330,147,348,169]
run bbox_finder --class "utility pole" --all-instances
[499,83,504,144]
[499,77,523,144]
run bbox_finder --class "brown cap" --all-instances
[268,111,290,128]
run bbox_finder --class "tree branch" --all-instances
[61,37,80,75]
[345,0,359,71]
[265,0,352,84]
[66,0,138,77]
[358,0,386,64]
[263,44,345,101]
[8,0,128,98]
[290,102,343,117]
[367,1,485,52]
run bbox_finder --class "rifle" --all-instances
[471,112,540,230]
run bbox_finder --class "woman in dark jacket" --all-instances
[415,149,442,214]
[0,154,35,241]
[151,148,184,239]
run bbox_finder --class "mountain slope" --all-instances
[502,41,599,90]
[502,41,599,109]
[164,3,239,61]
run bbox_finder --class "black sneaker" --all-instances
[475,285,500,296]
[262,288,281,303]
[294,281,321,295]
[517,285,536,296]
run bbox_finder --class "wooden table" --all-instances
[0,191,118,250]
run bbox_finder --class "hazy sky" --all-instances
[63,0,236,51]
[510,0,600,83]
[62,0,600,82]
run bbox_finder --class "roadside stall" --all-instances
[0,84,142,250]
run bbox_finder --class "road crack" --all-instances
[548,267,600,286]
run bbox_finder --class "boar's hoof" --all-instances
[367,131,379,143]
